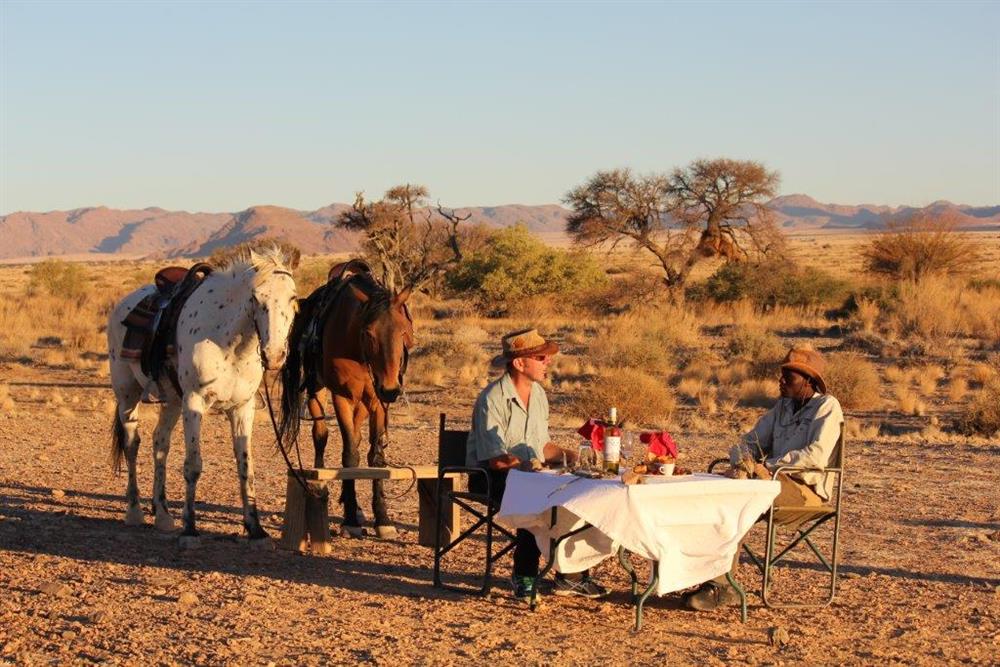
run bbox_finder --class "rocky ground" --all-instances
[1,364,998,666]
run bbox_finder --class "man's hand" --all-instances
[542,442,577,466]
[487,453,521,471]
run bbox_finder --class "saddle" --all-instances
[121,263,214,392]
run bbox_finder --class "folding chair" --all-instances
[708,426,845,609]
[432,413,516,595]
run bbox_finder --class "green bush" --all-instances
[692,261,851,309]
[446,224,606,314]
[26,260,88,301]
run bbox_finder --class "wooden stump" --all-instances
[418,477,459,548]
[280,475,329,554]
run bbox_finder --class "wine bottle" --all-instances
[603,406,622,473]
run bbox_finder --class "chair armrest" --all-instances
[707,458,730,473]
[440,465,492,496]
[770,464,843,479]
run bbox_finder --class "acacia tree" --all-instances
[564,159,782,293]
[337,184,469,293]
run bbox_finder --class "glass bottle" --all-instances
[603,406,622,473]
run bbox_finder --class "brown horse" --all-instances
[279,264,414,538]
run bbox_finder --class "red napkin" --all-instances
[640,431,678,458]
[577,419,605,452]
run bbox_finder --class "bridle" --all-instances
[250,269,295,370]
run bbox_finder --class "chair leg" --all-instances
[763,512,841,609]
[726,571,747,623]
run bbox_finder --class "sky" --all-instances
[1,1,998,214]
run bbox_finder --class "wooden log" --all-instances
[301,465,449,481]
[417,477,459,548]
[279,474,309,552]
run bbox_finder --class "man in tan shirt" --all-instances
[685,346,844,611]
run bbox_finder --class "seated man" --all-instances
[466,328,609,602]
[684,346,844,611]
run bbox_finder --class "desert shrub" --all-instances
[572,367,675,428]
[446,224,606,315]
[725,326,785,378]
[862,212,980,281]
[408,330,489,387]
[956,380,1000,435]
[692,260,851,309]
[824,352,880,410]
[585,308,700,377]
[887,276,962,339]
[735,379,778,408]
[26,260,88,301]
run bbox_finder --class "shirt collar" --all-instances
[500,372,534,411]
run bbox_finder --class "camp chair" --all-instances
[432,413,516,595]
[708,426,845,609]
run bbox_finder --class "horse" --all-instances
[279,264,413,539]
[106,244,298,548]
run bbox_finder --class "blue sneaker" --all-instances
[553,575,609,599]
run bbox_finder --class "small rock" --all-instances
[60,630,76,641]
[177,592,199,607]
[50,489,65,500]
[151,588,167,597]
[86,611,108,625]
[987,530,1000,542]
[768,626,790,648]
[38,582,72,598]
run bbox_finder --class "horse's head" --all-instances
[248,250,299,371]
[351,284,414,404]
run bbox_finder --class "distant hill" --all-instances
[2,196,998,260]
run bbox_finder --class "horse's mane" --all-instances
[212,243,296,287]
[349,272,392,324]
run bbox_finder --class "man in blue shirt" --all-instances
[467,328,608,602]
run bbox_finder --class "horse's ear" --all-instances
[349,283,369,304]
[393,287,412,306]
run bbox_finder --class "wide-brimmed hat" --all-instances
[780,347,827,394]
[491,328,559,367]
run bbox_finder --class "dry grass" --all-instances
[735,379,777,408]
[946,375,968,403]
[573,367,675,428]
[824,352,881,410]
[957,380,1000,435]
[0,384,13,412]
[968,362,997,387]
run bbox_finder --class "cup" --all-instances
[657,462,675,476]
[578,444,595,472]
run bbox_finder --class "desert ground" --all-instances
[1,233,998,665]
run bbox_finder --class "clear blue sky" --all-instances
[2,1,997,214]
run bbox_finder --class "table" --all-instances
[497,469,781,629]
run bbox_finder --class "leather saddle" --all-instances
[121,264,213,391]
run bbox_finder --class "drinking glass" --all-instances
[578,444,595,472]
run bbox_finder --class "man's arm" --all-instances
[472,391,518,469]
[542,442,578,466]
[731,404,778,464]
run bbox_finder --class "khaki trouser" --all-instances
[713,473,825,586]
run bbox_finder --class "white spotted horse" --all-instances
[278,260,414,538]
[107,244,298,548]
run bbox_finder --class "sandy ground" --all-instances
[1,362,998,666]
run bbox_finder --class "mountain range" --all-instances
[1,195,998,260]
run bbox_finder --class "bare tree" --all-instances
[337,184,468,292]
[564,159,782,293]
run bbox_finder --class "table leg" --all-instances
[726,571,747,623]
[531,508,594,611]
[617,546,639,600]
[634,561,658,633]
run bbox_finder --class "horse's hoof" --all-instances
[154,514,176,533]
[375,525,398,540]
[125,506,145,526]
[339,525,366,539]
[178,535,201,550]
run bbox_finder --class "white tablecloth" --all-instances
[497,470,781,596]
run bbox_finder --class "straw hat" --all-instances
[780,347,827,394]
[491,328,559,367]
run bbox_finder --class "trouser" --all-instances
[713,473,825,586]
[469,466,586,581]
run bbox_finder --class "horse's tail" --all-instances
[278,296,312,453]
[111,406,127,474]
